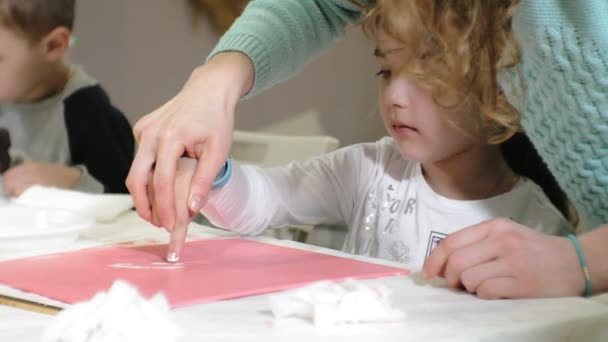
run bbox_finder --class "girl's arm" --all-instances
[201,143,377,235]
[208,0,368,96]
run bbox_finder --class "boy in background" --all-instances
[0,0,134,196]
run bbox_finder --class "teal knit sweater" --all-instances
[210,0,608,228]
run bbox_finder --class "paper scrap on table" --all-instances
[269,279,406,327]
[41,280,182,342]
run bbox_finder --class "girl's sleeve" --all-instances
[208,0,368,96]
[201,144,371,235]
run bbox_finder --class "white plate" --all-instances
[0,205,94,250]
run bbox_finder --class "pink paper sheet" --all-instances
[0,238,409,308]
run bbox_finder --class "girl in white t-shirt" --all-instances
[153,0,576,270]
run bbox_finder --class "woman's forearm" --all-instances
[207,0,366,96]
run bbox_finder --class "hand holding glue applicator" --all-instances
[166,157,232,262]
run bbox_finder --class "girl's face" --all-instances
[376,36,482,164]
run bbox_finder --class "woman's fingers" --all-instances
[146,172,161,228]
[128,99,175,222]
[443,235,508,288]
[459,259,513,295]
[167,200,189,262]
[475,277,519,299]
[127,139,155,221]
[422,218,505,279]
[153,128,188,232]
[167,158,198,262]
[187,140,230,213]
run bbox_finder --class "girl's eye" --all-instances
[376,69,391,78]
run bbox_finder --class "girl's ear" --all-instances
[40,27,70,61]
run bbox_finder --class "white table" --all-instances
[1,211,608,342]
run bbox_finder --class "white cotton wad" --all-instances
[269,279,406,327]
[41,280,183,342]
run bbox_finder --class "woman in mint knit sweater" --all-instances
[127,0,607,298]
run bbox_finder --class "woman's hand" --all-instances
[126,52,254,260]
[147,157,198,260]
[422,218,586,298]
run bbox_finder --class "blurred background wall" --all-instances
[69,0,385,146]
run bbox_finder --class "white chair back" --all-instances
[230,130,341,243]
[231,130,339,167]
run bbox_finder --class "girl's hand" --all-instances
[126,52,254,260]
[422,218,586,298]
[3,162,82,196]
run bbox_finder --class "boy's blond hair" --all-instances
[0,0,75,42]
[359,0,521,144]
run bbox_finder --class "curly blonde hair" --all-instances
[358,0,521,144]
[356,1,579,227]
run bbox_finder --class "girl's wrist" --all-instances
[212,157,232,190]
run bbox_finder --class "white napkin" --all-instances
[269,279,406,327]
[41,280,183,342]
[13,186,133,222]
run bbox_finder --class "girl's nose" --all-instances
[385,78,411,109]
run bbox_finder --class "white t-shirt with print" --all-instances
[204,137,572,270]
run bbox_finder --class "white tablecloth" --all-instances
[1,211,608,342]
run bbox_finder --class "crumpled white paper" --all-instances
[269,279,406,327]
[41,280,183,342]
